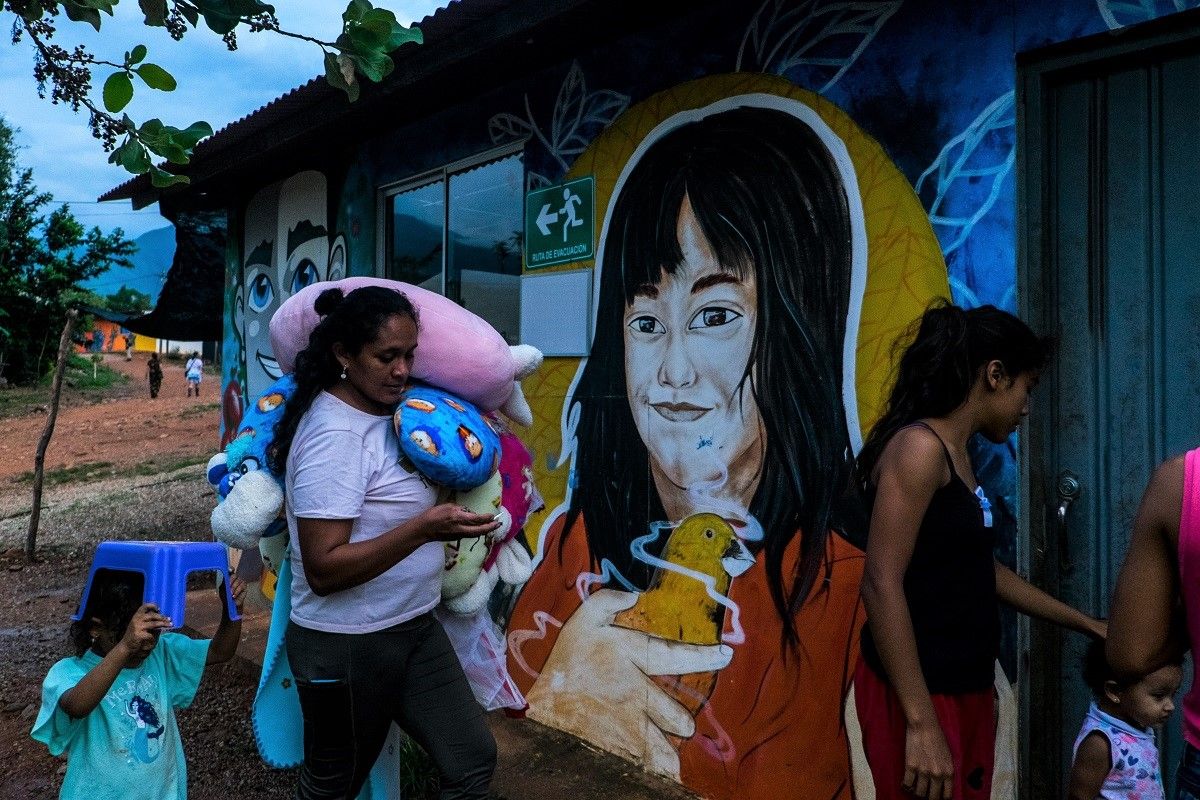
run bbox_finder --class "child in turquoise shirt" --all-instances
[31,568,244,800]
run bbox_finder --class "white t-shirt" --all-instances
[285,390,441,633]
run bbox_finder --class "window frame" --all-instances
[375,141,527,297]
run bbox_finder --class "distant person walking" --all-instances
[185,352,203,398]
[124,334,133,361]
[147,353,163,399]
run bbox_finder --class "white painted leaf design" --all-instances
[488,112,533,144]
[737,0,901,93]
[486,62,629,176]
[551,62,588,157]
[558,90,630,160]
[916,91,1016,258]
[1097,0,1200,29]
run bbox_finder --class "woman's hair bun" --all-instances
[313,287,344,316]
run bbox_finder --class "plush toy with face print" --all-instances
[393,387,540,615]
[207,374,296,563]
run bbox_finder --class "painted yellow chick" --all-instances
[614,512,754,719]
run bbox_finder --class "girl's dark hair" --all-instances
[856,302,1051,491]
[68,569,144,656]
[270,285,418,474]
[563,106,858,647]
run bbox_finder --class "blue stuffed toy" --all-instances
[207,374,296,566]
[393,384,501,489]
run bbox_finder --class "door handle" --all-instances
[1056,471,1082,573]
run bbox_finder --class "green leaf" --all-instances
[135,63,177,91]
[172,122,213,149]
[138,0,168,25]
[111,139,151,174]
[128,45,148,65]
[347,49,392,83]
[62,2,102,31]
[180,4,199,26]
[193,0,274,34]
[102,72,134,113]
[323,52,359,103]
[342,0,370,25]
[149,166,189,188]
[387,22,422,50]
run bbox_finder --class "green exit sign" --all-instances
[524,176,595,270]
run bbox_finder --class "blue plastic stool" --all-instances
[73,541,240,629]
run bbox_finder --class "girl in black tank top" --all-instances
[853,304,1106,800]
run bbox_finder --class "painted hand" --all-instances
[525,588,732,779]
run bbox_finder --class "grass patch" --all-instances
[14,461,115,486]
[0,384,51,420]
[13,455,209,487]
[399,738,440,800]
[179,402,221,419]
[0,356,130,419]
[54,354,129,392]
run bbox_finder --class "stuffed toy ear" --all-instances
[510,344,543,379]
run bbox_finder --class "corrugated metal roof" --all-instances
[98,0,511,203]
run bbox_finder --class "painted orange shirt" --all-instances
[508,518,866,800]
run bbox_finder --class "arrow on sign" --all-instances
[536,203,559,236]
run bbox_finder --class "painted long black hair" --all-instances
[855,302,1051,491]
[563,105,859,646]
[270,285,418,475]
[69,568,144,656]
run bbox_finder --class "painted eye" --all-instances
[704,528,714,539]
[688,307,742,330]
[291,259,319,294]
[628,316,664,335]
[248,273,274,313]
[239,457,260,475]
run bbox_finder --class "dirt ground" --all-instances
[0,352,697,800]
[0,351,221,484]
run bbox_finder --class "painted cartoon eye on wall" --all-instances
[248,271,275,313]
[290,258,320,294]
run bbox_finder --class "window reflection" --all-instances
[387,179,444,292]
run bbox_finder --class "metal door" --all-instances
[1020,18,1200,799]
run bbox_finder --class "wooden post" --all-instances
[26,309,77,562]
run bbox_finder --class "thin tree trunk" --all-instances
[26,309,77,562]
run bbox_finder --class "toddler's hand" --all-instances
[119,603,171,663]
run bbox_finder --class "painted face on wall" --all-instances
[624,194,762,493]
[242,171,340,400]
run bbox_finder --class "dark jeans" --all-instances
[286,612,496,800]
[1178,742,1200,799]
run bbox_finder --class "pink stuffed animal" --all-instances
[269,277,541,425]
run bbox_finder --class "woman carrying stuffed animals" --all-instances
[269,285,501,800]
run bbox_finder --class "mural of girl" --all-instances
[508,87,890,800]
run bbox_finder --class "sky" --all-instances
[0,1,449,239]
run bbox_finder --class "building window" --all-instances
[384,149,523,344]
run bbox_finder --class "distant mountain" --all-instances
[83,225,175,303]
